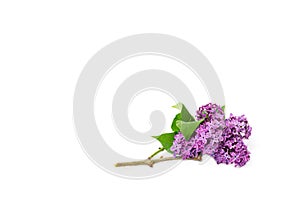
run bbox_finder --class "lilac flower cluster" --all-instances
[170,103,252,167]
[213,114,252,167]
[195,103,225,156]
[171,103,225,158]
[170,133,204,160]
[196,103,224,122]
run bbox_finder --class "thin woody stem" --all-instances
[148,147,165,159]
[114,155,202,168]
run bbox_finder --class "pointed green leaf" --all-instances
[176,119,204,140]
[221,105,225,112]
[172,103,195,122]
[171,113,182,132]
[152,132,175,153]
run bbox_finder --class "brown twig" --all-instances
[114,155,202,168]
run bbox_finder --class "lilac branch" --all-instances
[114,155,202,168]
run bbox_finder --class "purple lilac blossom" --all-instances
[170,103,252,167]
[170,133,204,159]
[196,103,224,122]
[171,103,225,158]
[213,114,252,167]
[195,103,225,156]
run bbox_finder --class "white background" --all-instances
[1,1,299,209]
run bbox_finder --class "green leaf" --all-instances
[152,133,175,153]
[176,119,204,140]
[171,113,182,132]
[221,105,225,112]
[172,103,195,122]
